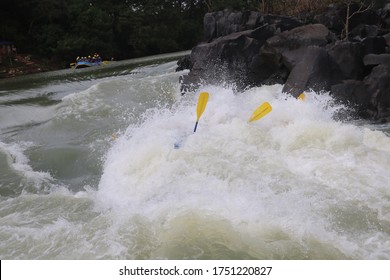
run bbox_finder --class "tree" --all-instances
[341,0,373,40]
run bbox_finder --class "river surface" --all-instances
[0,51,390,259]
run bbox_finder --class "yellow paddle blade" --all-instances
[196,92,209,121]
[298,93,305,101]
[249,102,272,122]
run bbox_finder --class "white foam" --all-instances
[93,83,390,258]
[0,141,54,193]
[97,86,389,225]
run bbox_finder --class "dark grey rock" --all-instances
[180,4,390,122]
[349,24,378,39]
[331,80,370,106]
[328,41,365,82]
[361,36,387,55]
[331,80,373,119]
[262,24,334,71]
[363,54,390,66]
[176,55,192,71]
[203,10,303,42]
[363,64,390,122]
[283,46,331,97]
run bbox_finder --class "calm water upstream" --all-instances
[0,51,389,259]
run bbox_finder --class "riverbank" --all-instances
[0,51,191,87]
[0,54,62,79]
[0,50,192,80]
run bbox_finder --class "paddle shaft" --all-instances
[193,121,199,132]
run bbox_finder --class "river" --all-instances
[0,51,389,259]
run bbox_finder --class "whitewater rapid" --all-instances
[1,58,389,259]
[95,82,390,259]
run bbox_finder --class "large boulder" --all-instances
[361,36,387,55]
[263,14,303,32]
[203,10,303,42]
[181,24,279,92]
[176,55,192,71]
[349,24,379,39]
[331,80,370,106]
[330,64,390,122]
[203,10,258,42]
[363,53,390,66]
[261,24,335,71]
[204,13,217,42]
[331,80,373,119]
[327,41,365,82]
[363,64,390,122]
[314,3,346,35]
[180,30,260,92]
[283,46,332,97]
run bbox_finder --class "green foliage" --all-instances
[1,0,386,66]
[0,0,206,64]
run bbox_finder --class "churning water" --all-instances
[0,52,389,259]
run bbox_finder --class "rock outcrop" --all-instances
[179,4,390,123]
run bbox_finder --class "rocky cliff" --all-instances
[178,3,390,123]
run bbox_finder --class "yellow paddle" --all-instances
[298,93,305,100]
[174,92,209,149]
[193,92,209,132]
[249,102,272,122]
